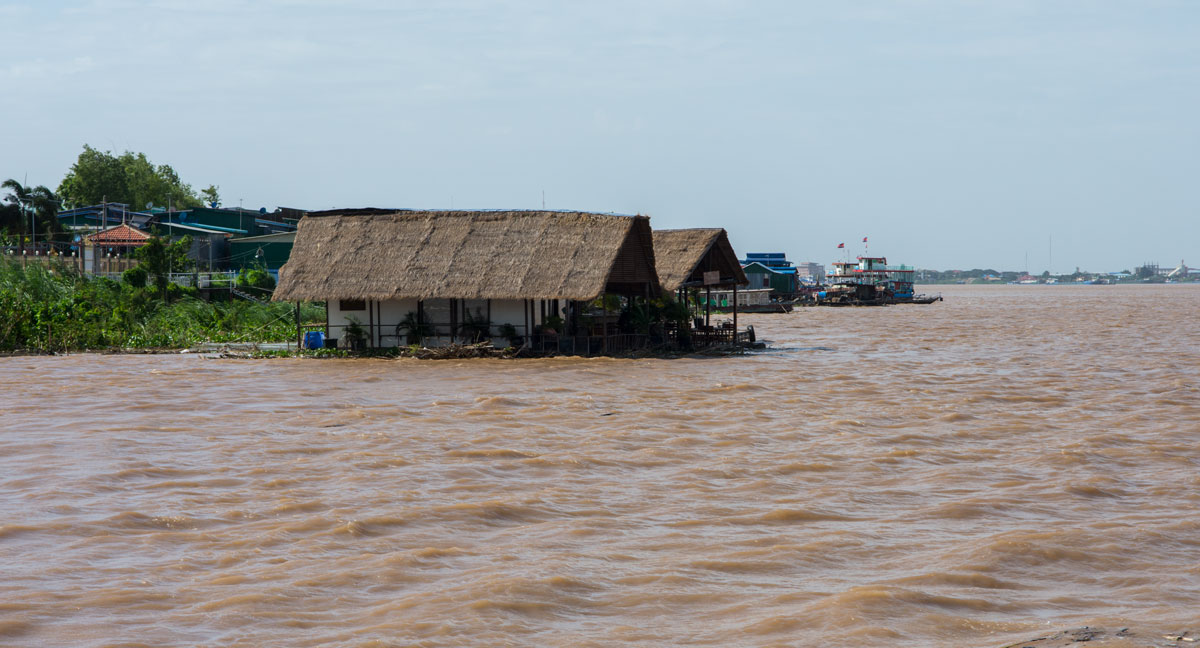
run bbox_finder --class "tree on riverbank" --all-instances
[56,145,207,210]
[133,235,194,298]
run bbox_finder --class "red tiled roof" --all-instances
[87,224,152,245]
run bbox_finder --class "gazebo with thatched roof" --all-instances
[652,228,748,330]
[274,210,661,350]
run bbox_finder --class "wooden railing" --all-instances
[528,334,652,356]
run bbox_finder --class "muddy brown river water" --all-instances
[2,285,1198,647]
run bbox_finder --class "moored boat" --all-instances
[815,256,938,306]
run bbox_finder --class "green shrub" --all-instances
[122,265,147,288]
[237,267,275,290]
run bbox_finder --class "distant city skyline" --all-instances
[2,0,1196,271]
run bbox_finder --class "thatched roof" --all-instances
[273,210,660,302]
[304,207,404,217]
[652,228,748,291]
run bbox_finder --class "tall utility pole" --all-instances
[22,173,36,254]
[25,173,33,254]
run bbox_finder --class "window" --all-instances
[339,299,366,311]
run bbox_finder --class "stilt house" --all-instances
[652,228,748,330]
[273,210,661,349]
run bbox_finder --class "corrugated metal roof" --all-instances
[160,222,247,235]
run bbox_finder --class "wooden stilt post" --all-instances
[733,282,738,342]
[295,302,302,350]
[368,299,375,349]
[602,294,608,354]
[522,299,530,346]
[705,286,711,330]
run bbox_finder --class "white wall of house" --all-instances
[377,298,418,345]
[326,297,562,348]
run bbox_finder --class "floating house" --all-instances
[273,210,662,349]
[652,228,749,326]
[740,252,799,296]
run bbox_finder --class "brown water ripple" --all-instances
[2,285,1199,647]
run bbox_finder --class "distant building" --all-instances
[57,203,300,272]
[228,231,296,272]
[82,224,150,274]
[795,262,825,283]
[740,253,798,296]
[161,206,296,237]
[57,203,153,230]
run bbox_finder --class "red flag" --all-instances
[862,237,868,243]
[837,243,845,249]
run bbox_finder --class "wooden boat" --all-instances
[712,302,793,314]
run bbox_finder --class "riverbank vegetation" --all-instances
[0,258,322,353]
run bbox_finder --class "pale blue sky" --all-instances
[2,0,1197,271]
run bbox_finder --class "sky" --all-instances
[1,0,1197,272]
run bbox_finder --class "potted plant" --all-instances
[344,316,367,351]
[397,310,435,346]
[497,323,523,348]
[541,314,564,335]
[457,307,491,344]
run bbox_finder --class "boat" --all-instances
[815,256,939,306]
[712,302,793,314]
[703,287,795,314]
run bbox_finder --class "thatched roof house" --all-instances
[652,228,747,292]
[274,210,661,303]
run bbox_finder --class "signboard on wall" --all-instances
[703,271,721,285]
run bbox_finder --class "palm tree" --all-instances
[2,179,32,249]
[29,185,62,243]
[3,179,61,251]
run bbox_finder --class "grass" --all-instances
[0,258,324,353]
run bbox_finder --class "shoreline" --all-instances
[999,628,1194,647]
[2,340,760,360]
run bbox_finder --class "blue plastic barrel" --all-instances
[304,331,325,350]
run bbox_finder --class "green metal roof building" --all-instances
[741,261,799,296]
[227,231,295,271]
